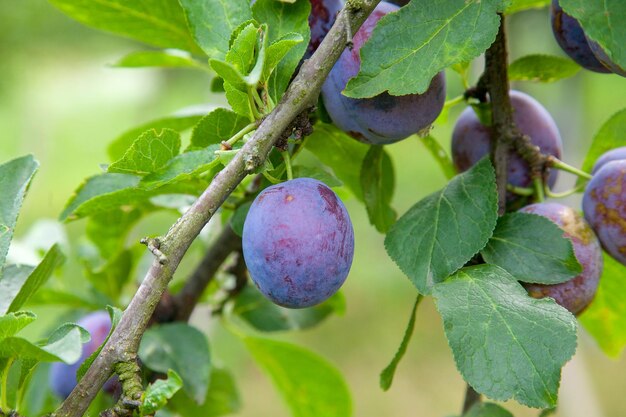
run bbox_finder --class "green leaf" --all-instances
[560,0,626,71]
[224,81,255,119]
[360,146,397,233]
[108,129,181,175]
[141,369,183,415]
[139,323,211,404]
[48,0,202,55]
[113,50,205,69]
[233,286,345,332]
[108,115,202,162]
[580,108,626,176]
[433,264,577,408]
[139,145,221,190]
[505,0,550,14]
[226,23,259,76]
[168,367,240,417]
[252,0,310,101]
[264,32,305,82]
[580,253,626,357]
[86,208,144,258]
[229,202,252,237]
[179,0,252,59]
[0,245,65,314]
[27,288,104,310]
[84,249,134,301]
[60,173,141,221]
[209,59,248,90]
[481,212,582,284]
[385,158,498,294]
[508,54,580,82]
[190,108,250,149]
[380,295,422,391]
[0,155,38,271]
[344,0,507,98]
[244,336,351,417]
[292,166,343,187]
[0,324,87,364]
[305,124,370,201]
[0,312,37,341]
[464,402,513,417]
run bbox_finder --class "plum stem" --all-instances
[545,182,586,198]
[444,94,465,108]
[462,385,482,414]
[507,184,535,196]
[53,1,384,415]
[533,177,546,202]
[550,158,593,180]
[226,122,258,147]
[281,151,294,180]
[419,135,457,180]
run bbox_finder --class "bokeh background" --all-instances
[2,1,626,416]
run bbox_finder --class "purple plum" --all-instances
[586,37,626,77]
[583,160,626,265]
[321,1,446,145]
[242,178,354,308]
[591,146,626,174]
[49,311,117,399]
[550,0,610,73]
[307,0,344,57]
[451,90,563,202]
[520,203,603,315]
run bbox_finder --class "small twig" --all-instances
[140,237,167,265]
[462,384,481,414]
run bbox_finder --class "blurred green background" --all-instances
[1,1,626,416]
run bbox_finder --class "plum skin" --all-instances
[591,146,626,174]
[550,0,610,73]
[586,37,626,78]
[520,203,603,315]
[48,311,116,399]
[321,1,446,145]
[451,90,562,200]
[583,160,626,266]
[242,178,354,308]
[307,0,343,57]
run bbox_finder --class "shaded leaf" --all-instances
[190,108,250,149]
[48,0,202,54]
[108,129,181,175]
[108,115,202,162]
[0,155,38,271]
[168,367,240,417]
[481,212,582,284]
[344,0,507,97]
[233,286,345,332]
[139,323,211,404]
[305,124,370,200]
[244,336,351,417]
[360,146,397,233]
[179,0,252,59]
[433,264,577,408]
[385,158,498,294]
[0,245,65,314]
[509,54,580,82]
[141,369,183,415]
[580,108,626,176]
[380,295,422,391]
[580,253,626,357]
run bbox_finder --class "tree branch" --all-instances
[173,226,241,322]
[484,16,513,215]
[52,2,382,416]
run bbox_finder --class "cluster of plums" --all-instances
[551,0,626,76]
